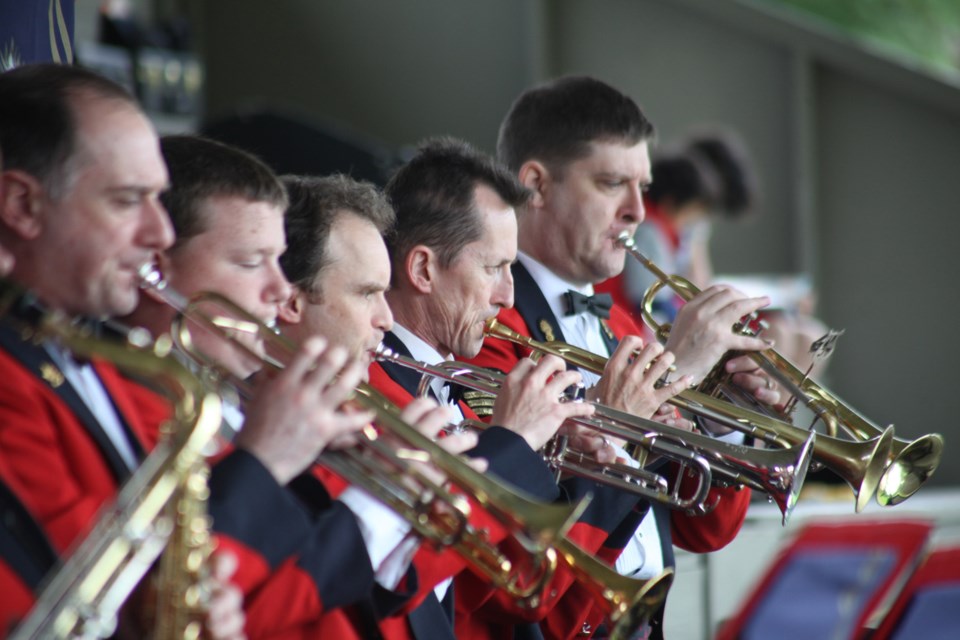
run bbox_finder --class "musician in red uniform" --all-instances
[0,63,177,551]
[466,76,782,639]
[0,65,379,638]
[274,164,596,639]
[0,72,244,640]
[123,134,463,638]
[367,137,693,640]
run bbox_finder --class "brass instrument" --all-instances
[375,347,814,524]
[616,231,943,507]
[556,543,674,640]
[139,269,589,607]
[152,465,215,640]
[2,281,222,640]
[350,383,674,627]
[140,273,675,633]
[369,350,698,632]
[484,318,892,514]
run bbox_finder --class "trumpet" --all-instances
[140,271,679,635]
[2,280,223,640]
[374,346,814,524]
[556,542,674,640]
[484,318,892,514]
[616,231,943,507]
[139,268,588,606]
[367,352,679,632]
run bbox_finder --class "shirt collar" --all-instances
[390,322,450,365]
[517,251,595,319]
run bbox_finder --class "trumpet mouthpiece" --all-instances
[374,343,396,359]
[615,231,635,249]
[138,263,165,289]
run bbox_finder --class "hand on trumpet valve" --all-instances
[557,422,618,464]
[391,398,488,487]
[664,284,773,384]
[592,336,693,421]
[236,337,372,484]
[724,354,782,407]
[490,354,595,451]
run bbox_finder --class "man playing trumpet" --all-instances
[466,76,782,639]
[124,134,480,638]
[353,136,739,640]
[0,65,256,639]
[275,161,598,638]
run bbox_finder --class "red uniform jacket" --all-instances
[0,322,391,638]
[0,473,58,638]
[126,366,417,640]
[322,329,566,640]
[461,261,751,640]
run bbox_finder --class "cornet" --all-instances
[138,267,589,606]
[616,231,943,507]
[369,351,681,633]
[375,346,814,524]
[484,318,890,514]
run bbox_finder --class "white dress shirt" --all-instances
[44,341,141,471]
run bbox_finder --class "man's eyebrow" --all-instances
[594,171,628,179]
[106,185,153,194]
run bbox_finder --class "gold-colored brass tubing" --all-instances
[484,318,889,514]
[139,271,589,605]
[615,231,942,507]
[376,347,814,523]
[3,278,223,640]
[555,540,674,640]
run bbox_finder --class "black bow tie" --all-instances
[562,290,613,319]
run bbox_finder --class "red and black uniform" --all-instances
[464,261,752,639]
[0,324,157,554]
[0,475,58,636]
[340,328,564,640]
[0,319,407,638]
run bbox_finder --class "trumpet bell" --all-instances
[555,539,673,637]
[614,232,945,509]
[608,569,675,640]
[877,433,945,506]
[826,425,895,514]
[768,433,815,524]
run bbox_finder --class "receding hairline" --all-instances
[308,207,392,294]
[55,90,158,195]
